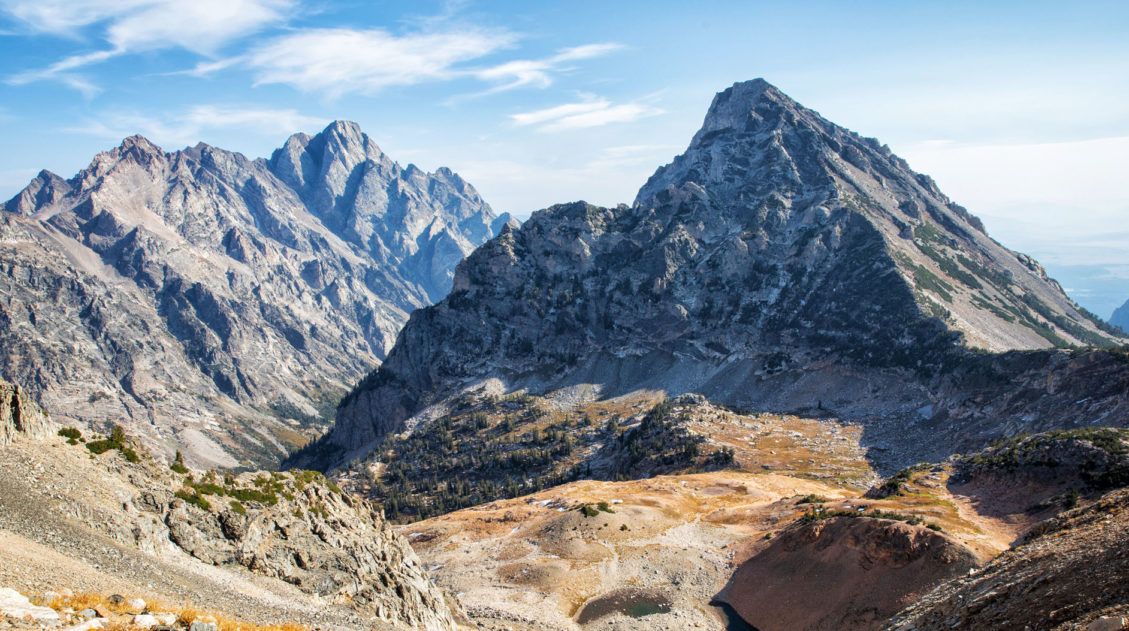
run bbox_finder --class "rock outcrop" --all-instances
[161,473,458,630]
[292,79,1127,472]
[0,378,51,446]
[1,121,507,468]
[887,488,1129,630]
[718,516,979,631]
[0,427,460,630]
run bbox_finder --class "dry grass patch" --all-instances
[33,592,306,631]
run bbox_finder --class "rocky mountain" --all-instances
[1112,298,1129,333]
[291,79,1127,472]
[1,121,509,468]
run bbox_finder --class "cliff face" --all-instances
[294,79,1126,471]
[0,378,51,446]
[1,122,507,468]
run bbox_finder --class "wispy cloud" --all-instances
[244,27,515,96]
[2,0,292,91]
[511,95,663,132]
[471,43,623,92]
[65,105,326,148]
[240,30,621,98]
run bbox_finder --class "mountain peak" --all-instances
[117,134,164,156]
[322,119,363,136]
[694,78,792,136]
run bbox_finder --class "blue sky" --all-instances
[1,1,1127,316]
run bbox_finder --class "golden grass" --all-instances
[32,592,307,631]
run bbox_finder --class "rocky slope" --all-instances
[291,78,1126,472]
[887,487,1129,630]
[1,121,508,467]
[1112,298,1129,333]
[0,416,459,630]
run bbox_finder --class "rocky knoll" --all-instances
[162,472,457,629]
[0,424,459,630]
[0,377,51,446]
[292,79,1126,472]
[718,515,979,631]
[1,121,507,468]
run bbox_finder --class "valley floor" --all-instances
[396,396,1058,630]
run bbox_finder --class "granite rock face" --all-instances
[294,79,1126,471]
[162,474,459,630]
[0,377,51,446]
[1,122,506,468]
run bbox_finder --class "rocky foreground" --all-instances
[0,378,458,630]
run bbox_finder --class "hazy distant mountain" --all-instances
[1112,299,1129,333]
[291,79,1127,471]
[1,121,510,468]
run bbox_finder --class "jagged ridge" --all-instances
[293,78,1127,474]
[1,122,510,468]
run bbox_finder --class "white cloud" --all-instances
[245,27,515,96]
[242,31,620,98]
[472,43,623,92]
[0,0,152,35]
[511,97,663,132]
[66,105,326,148]
[2,0,291,91]
[510,98,609,126]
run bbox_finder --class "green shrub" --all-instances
[170,451,189,474]
[85,439,116,455]
[175,489,211,511]
[229,500,247,515]
[58,427,82,444]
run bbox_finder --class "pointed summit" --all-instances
[694,78,790,134]
[298,78,1127,473]
[2,169,71,215]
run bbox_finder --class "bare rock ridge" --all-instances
[292,78,1127,472]
[0,377,52,446]
[1,121,508,468]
